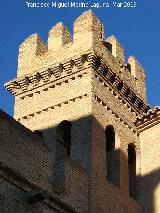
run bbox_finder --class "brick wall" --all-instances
[139,121,160,213]
[3,10,153,213]
[88,72,141,212]
[0,110,89,212]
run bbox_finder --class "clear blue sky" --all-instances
[0,0,160,115]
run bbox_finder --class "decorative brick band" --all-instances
[17,94,88,121]
[19,71,87,100]
[135,107,160,133]
[5,52,150,115]
[95,95,138,135]
[94,74,146,116]
[89,53,150,115]
[5,54,88,96]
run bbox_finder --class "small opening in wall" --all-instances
[59,63,64,71]
[56,120,72,157]
[103,67,109,77]
[110,74,116,84]
[105,126,120,186]
[82,54,88,62]
[131,96,136,104]
[95,57,101,70]
[126,63,131,72]
[117,81,123,91]
[125,88,130,97]
[128,143,137,199]
[104,42,112,53]
[36,72,43,80]
[138,101,143,110]
[25,76,31,84]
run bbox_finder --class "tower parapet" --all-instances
[127,56,146,100]
[48,22,72,51]
[73,10,104,43]
[106,35,125,66]
[8,10,146,102]
[5,10,148,118]
[15,11,105,79]
[18,33,47,77]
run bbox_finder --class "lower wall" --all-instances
[0,176,26,213]
[139,122,160,213]
[0,110,89,213]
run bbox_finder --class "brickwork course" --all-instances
[1,10,159,212]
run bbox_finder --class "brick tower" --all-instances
[4,10,160,212]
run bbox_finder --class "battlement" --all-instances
[127,56,146,100]
[48,22,72,51]
[73,10,104,42]
[5,10,147,106]
[11,11,145,101]
[106,35,125,65]
[18,33,47,77]
[5,52,149,118]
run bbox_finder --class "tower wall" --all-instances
[14,69,93,170]
[4,10,151,213]
[138,119,160,213]
[88,69,141,212]
[0,110,89,212]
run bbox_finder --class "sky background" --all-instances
[0,0,160,115]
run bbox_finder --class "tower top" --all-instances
[5,10,147,102]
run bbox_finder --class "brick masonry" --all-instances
[1,10,159,213]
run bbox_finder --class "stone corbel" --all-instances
[63,60,74,75]
[74,55,88,70]
[51,64,64,78]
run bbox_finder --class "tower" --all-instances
[5,10,157,212]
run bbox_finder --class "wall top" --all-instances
[135,107,160,132]
[5,10,147,102]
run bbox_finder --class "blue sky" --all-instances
[0,0,160,115]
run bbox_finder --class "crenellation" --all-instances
[106,35,125,66]
[94,42,139,95]
[128,56,146,101]
[73,10,104,44]
[18,33,47,77]
[14,10,146,106]
[48,22,72,51]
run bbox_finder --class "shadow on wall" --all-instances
[33,115,160,212]
[1,110,159,212]
[138,169,160,213]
